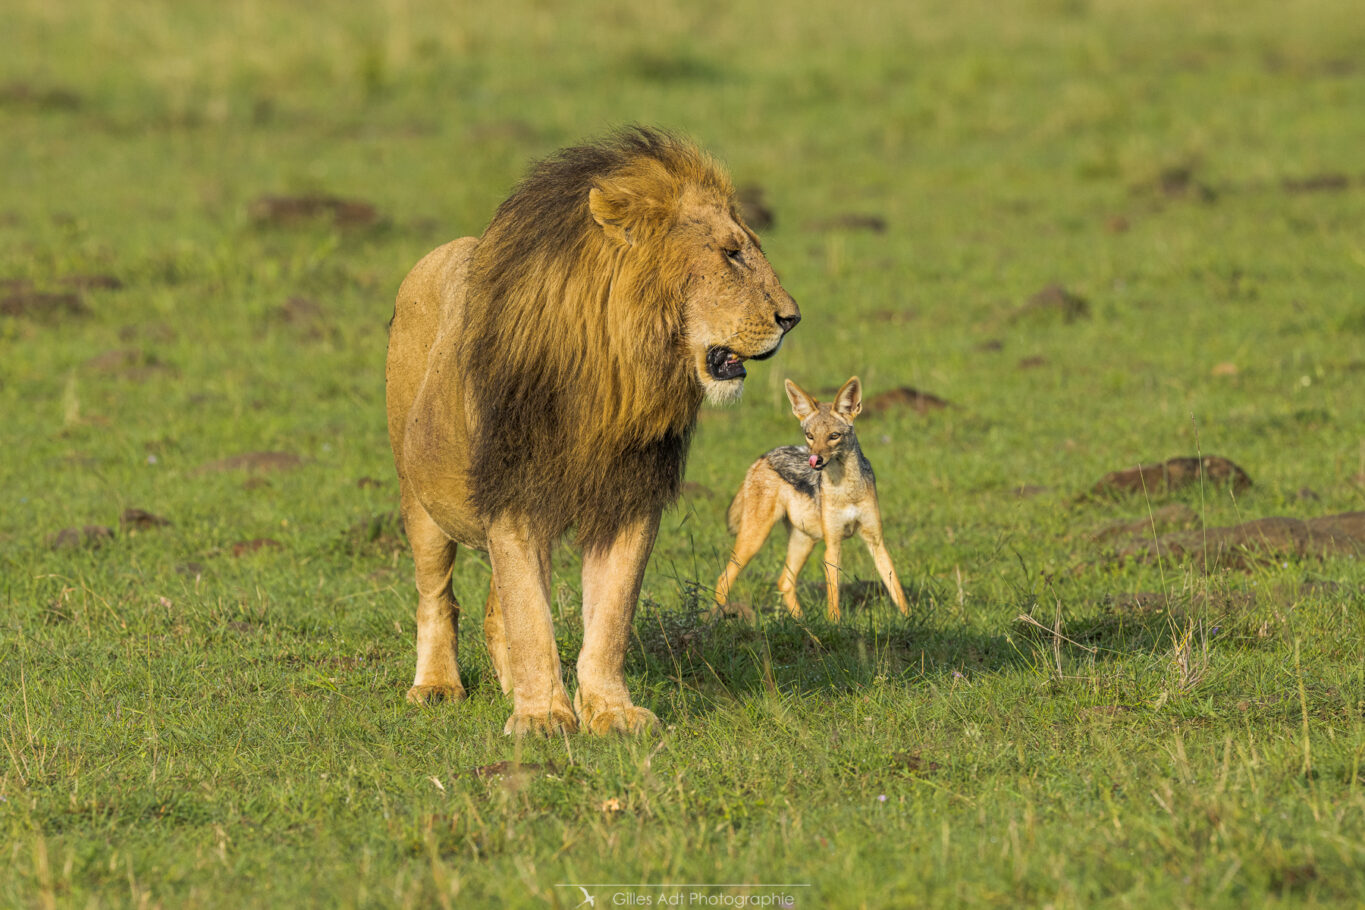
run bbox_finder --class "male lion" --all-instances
[386,128,799,735]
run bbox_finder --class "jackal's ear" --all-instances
[784,379,818,421]
[833,376,862,419]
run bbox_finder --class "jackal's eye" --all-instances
[828,434,841,441]
[804,432,813,440]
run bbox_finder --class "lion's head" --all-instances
[585,138,800,405]
[461,127,798,547]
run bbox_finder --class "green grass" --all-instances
[3,0,1364,906]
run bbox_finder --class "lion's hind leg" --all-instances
[402,491,467,704]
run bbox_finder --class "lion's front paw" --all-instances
[504,699,579,737]
[407,683,467,705]
[574,691,660,736]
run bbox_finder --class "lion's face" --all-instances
[671,188,800,404]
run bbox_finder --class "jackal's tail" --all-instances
[725,485,746,536]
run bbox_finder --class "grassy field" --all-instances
[3,0,1364,906]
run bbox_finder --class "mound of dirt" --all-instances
[120,508,171,532]
[862,386,950,416]
[48,525,114,550]
[805,213,886,233]
[1091,456,1252,496]
[249,194,380,229]
[196,451,304,475]
[1010,284,1091,324]
[1115,511,1365,570]
[736,185,775,231]
[1,290,88,321]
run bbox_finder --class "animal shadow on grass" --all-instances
[626,575,1027,702]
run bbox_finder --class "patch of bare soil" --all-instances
[1091,456,1251,497]
[1010,284,1091,324]
[230,538,283,557]
[805,213,887,233]
[1144,164,1218,202]
[0,82,82,110]
[84,348,176,381]
[1115,512,1365,570]
[1017,355,1047,370]
[862,386,950,416]
[891,752,941,774]
[120,508,171,533]
[196,451,304,474]
[1282,173,1351,194]
[736,185,774,231]
[48,525,115,550]
[1013,485,1050,498]
[1,290,88,321]
[268,296,339,342]
[59,274,123,290]
[249,194,381,229]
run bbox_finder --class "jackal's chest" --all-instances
[788,493,862,540]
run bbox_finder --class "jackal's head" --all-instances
[784,377,862,471]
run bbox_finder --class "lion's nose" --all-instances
[775,309,801,333]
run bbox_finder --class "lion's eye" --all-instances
[724,247,743,263]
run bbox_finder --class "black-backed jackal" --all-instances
[713,377,909,621]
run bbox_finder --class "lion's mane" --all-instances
[461,127,735,549]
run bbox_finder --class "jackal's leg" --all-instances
[483,580,513,694]
[487,513,576,735]
[821,528,844,622]
[575,512,661,735]
[861,526,909,615]
[402,490,466,704]
[713,503,783,612]
[777,529,817,618]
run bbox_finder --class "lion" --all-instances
[386,127,800,735]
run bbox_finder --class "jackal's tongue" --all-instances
[809,455,819,467]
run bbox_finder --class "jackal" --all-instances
[713,377,909,621]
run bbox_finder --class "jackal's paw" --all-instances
[574,691,660,736]
[504,699,579,737]
[406,683,467,705]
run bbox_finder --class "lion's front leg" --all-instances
[487,514,578,735]
[575,513,662,735]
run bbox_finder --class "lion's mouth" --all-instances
[706,339,783,382]
[706,347,747,382]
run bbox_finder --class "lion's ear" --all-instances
[785,379,818,421]
[589,186,633,246]
[833,376,862,419]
